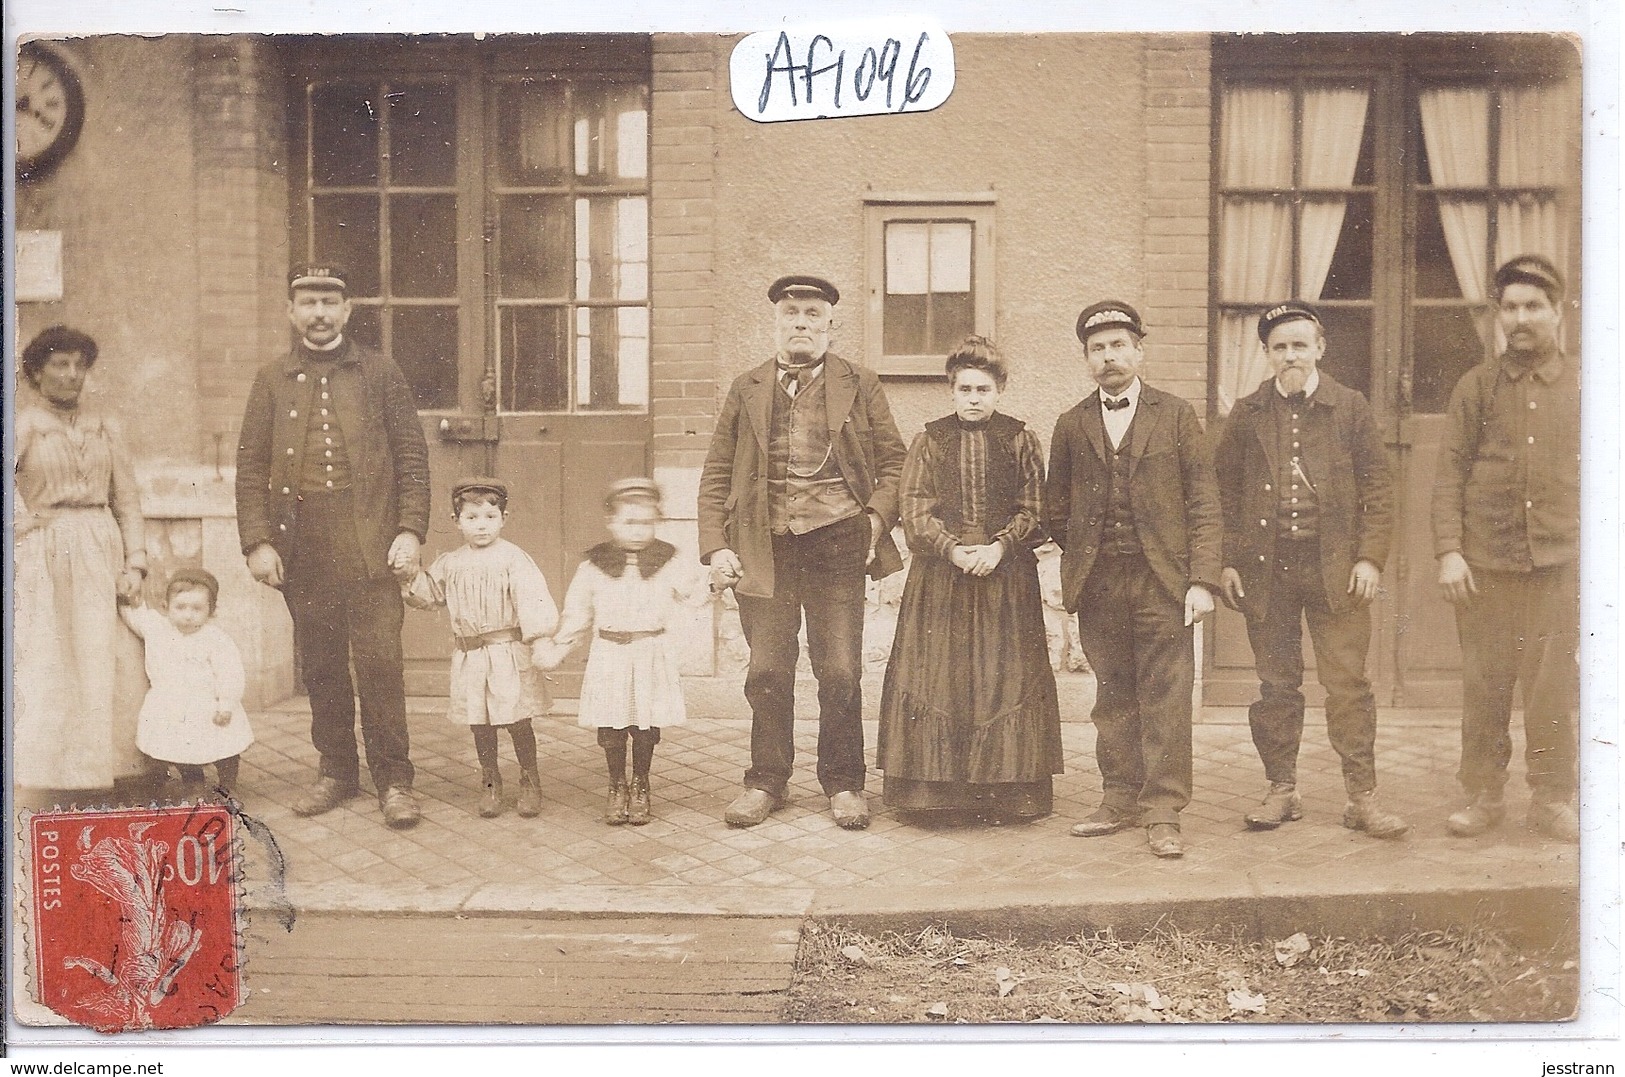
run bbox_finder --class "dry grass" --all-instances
[782,920,1578,1024]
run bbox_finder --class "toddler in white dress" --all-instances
[119,567,253,797]
[538,478,706,825]
[403,477,558,818]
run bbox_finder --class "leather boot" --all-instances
[1343,789,1410,839]
[1447,790,1506,837]
[478,767,504,818]
[605,782,630,825]
[516,767,542,817]
[1244,782,1303,830]
[628,776,652,825]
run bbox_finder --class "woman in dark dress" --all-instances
[877,336,1063,821]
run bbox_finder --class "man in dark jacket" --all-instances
[1432,255,1579,842]
[697,275,907,830]
[1216,301,1408,839]
[1045,301,1222,859]
[236,263,431,828]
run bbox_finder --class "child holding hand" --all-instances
[537,478,705,826]
[120,567,254,798]
[403,477,557,818]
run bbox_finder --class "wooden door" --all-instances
[290,39,653,699]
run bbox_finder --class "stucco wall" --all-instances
[710,33,1194,451]
[15,37,202,465]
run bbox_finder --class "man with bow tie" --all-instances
[1045,301,1223,858]
[698,275,907,829]
[1215,300,1407,839]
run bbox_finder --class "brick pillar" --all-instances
[192,37,296,704]
[1141,36,1213,413]
[650,35,725,676]
[650,35,722,480]
[193,36,290,459]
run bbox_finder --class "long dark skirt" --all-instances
[877,548,1064,817]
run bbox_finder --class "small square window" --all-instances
[864,196,995,376]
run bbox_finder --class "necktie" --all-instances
[1285,391,1307,406]
[1103,395,1131,411]
[780,365,808,397]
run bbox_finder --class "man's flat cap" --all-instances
[1257,299,1322,343]
[1075,300,1144,344]
[451,476,508,503]
[768,275,840,305]
[288,262,349,296]
[1494,254,1564,299]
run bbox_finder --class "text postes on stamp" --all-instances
[29,805,241,1032]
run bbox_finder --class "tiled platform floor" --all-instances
[217,697,1578,914]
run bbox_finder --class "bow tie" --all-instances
[1284,391,1307,406]
[1102,395,1131,412]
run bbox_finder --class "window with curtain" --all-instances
[863,198,996,376]
[1411,82,1571,412]
[1214,81,1375,413]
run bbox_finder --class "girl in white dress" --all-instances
[119,568,253,797]
[538,478,706,825]
[403,477,558,818]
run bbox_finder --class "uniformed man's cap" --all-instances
[288,262,349,296]
[1075,301,1144,344]
[603,476,663,511]
[1257,300,1322,343]
[768,275,840,306]
[1493,254,1564,300]
[451,476,508,506]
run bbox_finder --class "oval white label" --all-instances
[730,19,955,123]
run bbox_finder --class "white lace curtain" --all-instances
[1216,86,1370,413]
[1418,84,1568,349]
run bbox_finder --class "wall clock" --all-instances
[16,41,85,182]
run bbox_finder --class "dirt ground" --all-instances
[782,920,1579,1024]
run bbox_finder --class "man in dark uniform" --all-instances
[1433,254,1579,842]
[697,275,907,830]
[1216,301,1408,839]
[236,264,431,828]
[1045,301,1223,859]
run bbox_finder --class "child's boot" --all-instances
[605,782,630,825]
[628,777,652,825]
[516,767,543,817]
[479,767,504,818]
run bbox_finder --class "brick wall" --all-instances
[649,35,723,476]
[193,37,290,457]
[1140,36,1213,415]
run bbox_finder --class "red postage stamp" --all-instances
[28,804,241,1032]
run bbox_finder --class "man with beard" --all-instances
[1045,301,1222,859]
[1432,255,1579,842]
[236,263,431,828]
[698,275,907,830]
[1215,300,1408,839]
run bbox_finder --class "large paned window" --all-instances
[293,38,651,414]
[1212,37,1579,418]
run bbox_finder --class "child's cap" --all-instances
[603,476,662,512]
[451,476,508,505]
[166,566,220,609]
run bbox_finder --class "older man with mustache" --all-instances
[1215,300,1407,840]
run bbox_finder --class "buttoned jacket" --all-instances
[1215,373,1394,617]
[1044,383,1223,612]
[697,352,906,599]
[235,339,431,578]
